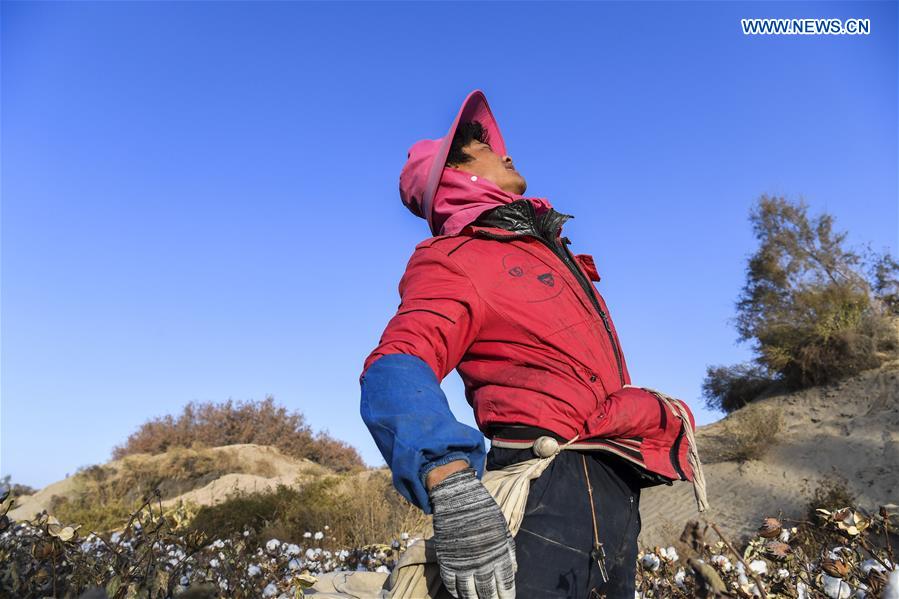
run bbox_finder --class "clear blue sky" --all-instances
[3,1,896,489]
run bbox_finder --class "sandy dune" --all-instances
[9,444,328,522]
[638,362,899,548]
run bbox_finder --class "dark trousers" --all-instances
[486,447,642,599]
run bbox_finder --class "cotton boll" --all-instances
[860,559,886,575]
[660,546,679,562]
[710,554,733,572]
[822,574,851,599]
[798,581,810,599]
[749,560,768,575]
[641,553,661,571]
[262,583,279,597]
[883,567,899,599]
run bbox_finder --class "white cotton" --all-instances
[674,568,686,588]
[822,574,852,599]
[798,581,810,599]
[209,558,220,569]
[303,531,312,538]
[749,559,768,575]
[661,546,679,562]
[779,528,791,542]
[262,583,279,597]
[376,565,390,573]
[266,539,281,553]
[247,564,261,577]
[883,567,899,599]
[711,554,733,572]
[288,558,302,571]
[286,543,301,556]
[314,531,325,540]
[861,559,886,575]
[641,553,661,571]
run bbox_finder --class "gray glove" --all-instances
[428,468,517,599]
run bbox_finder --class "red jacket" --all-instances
[363,200,701,487]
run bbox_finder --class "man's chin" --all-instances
[513,177,527,195]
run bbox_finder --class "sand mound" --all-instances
[9,444,330,522]
[638,362,899,547]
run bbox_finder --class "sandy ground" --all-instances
[638,362,899,548]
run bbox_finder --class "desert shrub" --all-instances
[188,470,427,548]
[867,250,899,315]
[702,362,781,413]
[716,405,784,462]
[706,196,899,412]
[113,396,364,473]
[49,493,135,534]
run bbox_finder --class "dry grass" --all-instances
[712,405,784,462]
[49,447,254,532]
[188,468,429,548]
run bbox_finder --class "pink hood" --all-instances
[399,90,553,237]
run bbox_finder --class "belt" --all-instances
[489,425,646,461]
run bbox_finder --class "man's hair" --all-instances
[446,120,490,167]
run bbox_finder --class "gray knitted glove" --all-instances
[428,468,517,599]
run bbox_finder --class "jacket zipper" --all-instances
[558,239,625,388]
[472,204,626,387]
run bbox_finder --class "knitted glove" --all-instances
[429,468,517,599]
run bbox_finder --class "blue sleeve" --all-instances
[359,353,486,514]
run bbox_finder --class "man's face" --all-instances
[448,140,527,195]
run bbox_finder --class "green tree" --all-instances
[704,195,898,412]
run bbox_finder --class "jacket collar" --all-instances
[466,199,574,244]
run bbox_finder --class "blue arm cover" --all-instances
[360,353,486,514]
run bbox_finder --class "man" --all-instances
[359,90,704,599]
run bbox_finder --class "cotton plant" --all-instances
[634,505,898,599]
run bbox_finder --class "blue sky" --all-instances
[2,1,896,489]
